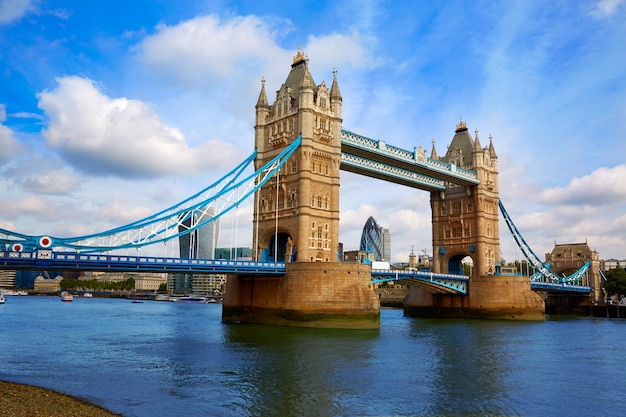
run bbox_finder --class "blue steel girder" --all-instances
[371,269,468,294]
[341,153,445,191]
[0,136,302,253]
[340,129,479,189]
[499,199,591,286]
[530,281,590,293]
[1,250,286,274]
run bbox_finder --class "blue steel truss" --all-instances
[0,136,302,253]
[371,269,468,294]
[499,199,591,290]
[1,250,285,274]
[340,129,479,190]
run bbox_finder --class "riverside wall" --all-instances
[222,262,380,329]
[404,275,545,321]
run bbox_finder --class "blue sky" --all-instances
[1,0,625,263]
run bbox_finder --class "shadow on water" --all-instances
[222,323,379,417]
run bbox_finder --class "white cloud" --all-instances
[0,104,24,165]
[588,0,625,18]
[37,76,240,178]
[134,14,288,87]
[537,164,626,206]
[306,31,376,71]
[0,0,32,24]
[20,169,80,194]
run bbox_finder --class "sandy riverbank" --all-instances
[0,380,122,416]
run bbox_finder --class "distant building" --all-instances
[79,271,167,292]
[359,216,391,262]
[343,250,373,263]
[602,259,626,272]
[214,247,252,260]
[166,273,225,294]
[34,274,63,293]
[0,270,16,288]
[178,207,219,259]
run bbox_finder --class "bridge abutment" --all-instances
[404,275,545,320]
[222,263,380,329]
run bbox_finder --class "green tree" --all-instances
[605,268,626,297]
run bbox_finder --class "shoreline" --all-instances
[0,380,122,416]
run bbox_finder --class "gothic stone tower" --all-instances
[405,119,544,320]
[253,48,342,263]
[223,49,378,328]
[430,119,500,277]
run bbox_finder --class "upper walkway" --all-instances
[340,129,480,191]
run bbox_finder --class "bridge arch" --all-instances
[260,229,294,263]
[447,254,473,276]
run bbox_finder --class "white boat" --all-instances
[83,293,93,298]
[178,295,208,303]
[60,291,73,302]
[0,294,5,304]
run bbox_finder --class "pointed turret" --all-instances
[256,77,268,109]
[330,67,342,118]
[473,128,482,152]
[430,138,439,159]
[488,133,497,159]
[330,67,342,100]
[255,77,270,153]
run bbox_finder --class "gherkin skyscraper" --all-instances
[359,216,391,262]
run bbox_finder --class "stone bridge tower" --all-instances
[546,242,603,302]
[430,119,500,277]
[253,47,343,263]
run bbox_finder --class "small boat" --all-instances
[83,293,93,298]
[131,300,143,304]
[0,294,5,304]
[179,295,208,303]
[60,291,73,302]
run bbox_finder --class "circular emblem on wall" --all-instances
[39,236,53,248]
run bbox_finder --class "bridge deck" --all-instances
[1,251,286,274]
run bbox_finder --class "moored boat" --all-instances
[179,295,208,303]
[60,291,73,302]
[0,294,5,304]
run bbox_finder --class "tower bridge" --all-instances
[1,48,597,328]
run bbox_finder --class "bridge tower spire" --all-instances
[253,48,343,263]
[430,119,500,277]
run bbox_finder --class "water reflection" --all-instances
[409,319,531,415]
[224,324,379,416]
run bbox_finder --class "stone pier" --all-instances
[404,275,545,320]
[222,262,380,329]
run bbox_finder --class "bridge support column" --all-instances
[404,275,545,320]
[222,263,380,329]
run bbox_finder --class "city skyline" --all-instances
[1,0,625,263]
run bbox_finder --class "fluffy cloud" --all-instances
[37,76,240,178]
[537,164,626,206]
[0,0,32,24]
[0,104,24,165]
[20,169,80,194]
[134,14,288,87]
[588,0,625,18]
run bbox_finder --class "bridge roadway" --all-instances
[1,250,286,275]
[1,250,589,295]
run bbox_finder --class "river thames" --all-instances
[1,296,624,416]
